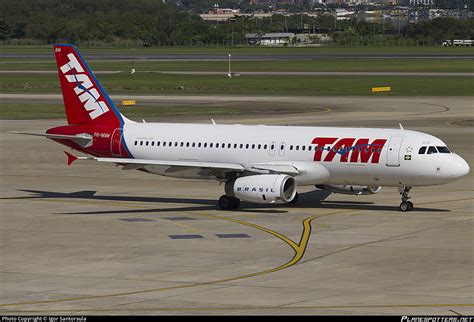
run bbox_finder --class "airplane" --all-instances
[12,44,470,212]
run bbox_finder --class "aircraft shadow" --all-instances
[4,189,449,215]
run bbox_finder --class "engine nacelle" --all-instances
[316,184,382,195]
[225,174,297,204]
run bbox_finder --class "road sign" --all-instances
[372,86,391,92]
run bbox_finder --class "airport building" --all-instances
[208,4,240,15]
[245,32,295,45]
[409,0,434,4]
[250,0,322,3]
[245,31,331,46]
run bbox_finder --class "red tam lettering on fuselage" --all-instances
[349,138,387,163]
[312,137,387,164]
[312,137,337,161]
[323,138,356,162]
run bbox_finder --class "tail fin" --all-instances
[54,44,129,126]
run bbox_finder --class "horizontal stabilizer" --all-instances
[10,131,93,147]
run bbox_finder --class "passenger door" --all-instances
[386,136,404,167]
[269,141,276,156]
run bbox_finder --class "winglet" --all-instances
[64,151,78,165]
[399,123,404,130]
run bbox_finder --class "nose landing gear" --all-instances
[399,186,413,212]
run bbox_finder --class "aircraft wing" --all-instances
[88,156,245,171]
[244,164,299,175]
[68,154,299,179]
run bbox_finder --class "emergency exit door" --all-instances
[111,128,123,157]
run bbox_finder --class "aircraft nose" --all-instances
[451,155,470,178]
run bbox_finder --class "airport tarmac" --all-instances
[0,96,473,315]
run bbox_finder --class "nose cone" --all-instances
[451,155,470,179]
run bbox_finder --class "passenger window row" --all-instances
[418,146,451,154]
[134,140,274,150]
[133,140,352,153]
[289,145,382,153]
[290,145,313,151]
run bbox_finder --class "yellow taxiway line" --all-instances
[1,195,472,309]
[0,204,320,308]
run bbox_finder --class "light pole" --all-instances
[228,54,232,78]
[131,48,136,74]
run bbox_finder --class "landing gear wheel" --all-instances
[400,202,409,212]
[218,195,240,210]
[231,197,240,209]
[398,186,414,212]
[289,192,299,204]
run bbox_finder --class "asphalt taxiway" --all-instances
[0,96,473,315]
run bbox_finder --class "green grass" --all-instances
[0,104,67,119]
[2,59,473,72]
[0,103,244,119]
[0,73,472,96]
[1,45,474,55]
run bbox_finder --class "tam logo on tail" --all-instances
[59,52,109,120]
[52,44,132,158]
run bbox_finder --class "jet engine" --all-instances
[316,184,382,195]
[225,174,297,204]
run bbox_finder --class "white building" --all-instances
[245,33,295,46]
[409,0,434,5]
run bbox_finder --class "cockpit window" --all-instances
[427,146,437,154]
[436,146,451,153]
[418,146,427,154]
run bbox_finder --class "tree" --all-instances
[0,19,11,40]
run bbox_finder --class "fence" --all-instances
[0,37,444,47]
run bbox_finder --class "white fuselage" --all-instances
[121,123,469,187]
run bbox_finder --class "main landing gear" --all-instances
[218,195,240,210]
[399,186,414,212]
